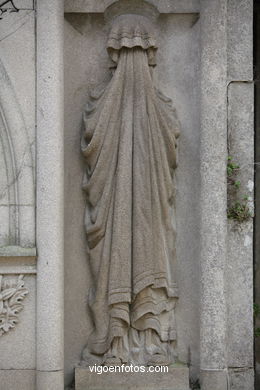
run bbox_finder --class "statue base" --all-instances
[75,363,190,390]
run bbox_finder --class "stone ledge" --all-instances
[75,363,190,390]
[65,0,200,14]
[0,246,37,273]
[0,246,36,258]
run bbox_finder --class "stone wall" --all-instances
[0,1,255,389]
[64,9,201,387]
[254,1,260,388]
[0,0,36,388]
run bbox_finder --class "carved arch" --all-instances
[0,59,34,246]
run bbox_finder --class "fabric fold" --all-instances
[82,21,180,364]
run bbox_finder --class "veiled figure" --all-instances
[81,11,180,366]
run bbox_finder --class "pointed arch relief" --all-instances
[0,58,35,248]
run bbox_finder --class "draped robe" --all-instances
[81,15,180,365]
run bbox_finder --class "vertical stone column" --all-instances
[36,0,64,389]
[255,4,260,388]
[199,1,228,389]
[226,1,254,388]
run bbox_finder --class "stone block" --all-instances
[37,370,64,390]
[227,82,254,369]
[200,370,228,390]
[227,0,253,81]
[64,0,200,14]
[75,364,190,390]
[0,369,35,390]
[229,368,254,390]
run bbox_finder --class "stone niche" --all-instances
[0,0,254,389]
[64,0,200,388]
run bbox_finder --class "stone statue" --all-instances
[81,0,180,366]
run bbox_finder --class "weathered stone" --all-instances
[0,10,35,248]
[0,274,29,336]
[0,5,37,386]
[81,5,180,366]
[227,83,254,373]
[36,0,64,387]
[75,364,190,390]
[0,369,35,390]
[199,3,228,389]
[200,370,228,390]
[0,246,36,257]
[1,0,34,9]
[0,1,255,390]
[227,0,253,81]
[65,0,200,14]
[229,368,254,390]
[36,371,64,390]
[64,7,201,387]
[0,275,36,369]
